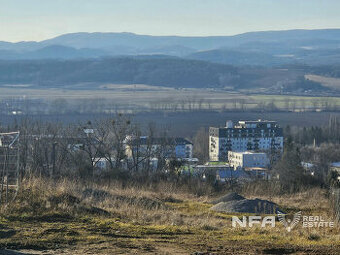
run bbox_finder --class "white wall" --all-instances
[228,151,269,169]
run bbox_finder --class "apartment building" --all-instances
[209,120,283,161]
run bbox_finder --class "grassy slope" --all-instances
[0,179,339,254]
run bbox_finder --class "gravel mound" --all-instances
[211,192,245,204]
[211,198,280,214]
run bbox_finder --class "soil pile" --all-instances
[211,193,280,214]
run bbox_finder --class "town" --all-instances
[0,116,339,254]
[1,118,339,191]
[94,119,285,182]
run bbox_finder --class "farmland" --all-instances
[305,74,340,91]
[1,85,340,113]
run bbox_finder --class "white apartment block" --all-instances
[209,120,283,161]
[228,151,269,170]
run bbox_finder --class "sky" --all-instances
[1,0,340,42]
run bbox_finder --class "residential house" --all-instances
[228,151,270,170]
[125,136,193,160]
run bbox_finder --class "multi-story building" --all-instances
[228,151,269,170]
[125,136,193,159]
[209,120,283,161]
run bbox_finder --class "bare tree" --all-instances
[193,127,209,163]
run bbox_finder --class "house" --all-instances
[330,162,340,172]
[125,136,193,159]
[93,158,126,171]
[228,151,270,170]
[193,163,254,182]
[244,167,270,179]
[209,120,283,161]
[194,163,234,174]
[174,138,193,159]
[302,162,316,176]
[216,169,251,182]
[194,163,234,180]
[330,162,340,183]
[93,157,158,172]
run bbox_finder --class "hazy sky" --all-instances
[1,0,340,42]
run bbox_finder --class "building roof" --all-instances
[228,151,267,155]
[238,120,277,124]
[331,162,340,168]
[244,167,268,171]
[209,120,283,137]
[302,162,315,169]
[195,165,233,170]
[130,137,192,146]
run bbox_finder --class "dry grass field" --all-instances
[0,178,338,255]
[1,85,340,112]
[306,74,340,91]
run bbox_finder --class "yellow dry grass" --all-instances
[0,177,338,254]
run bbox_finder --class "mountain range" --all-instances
[1,29,340,94]
[1,29,340,66]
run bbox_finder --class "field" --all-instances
[1,85,340,112]
[0,178,339,255]
[306,74,340,91]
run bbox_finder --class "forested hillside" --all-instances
[0,57,239,88]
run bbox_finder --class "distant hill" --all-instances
[0,56,334,94]
[187,49,293,66]
[0,57,239,88]
[1,29,340,65]
[38,29,340,51]
[0,45,108,60]
[1,29,340,94]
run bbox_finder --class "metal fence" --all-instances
[0,132,20,205]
